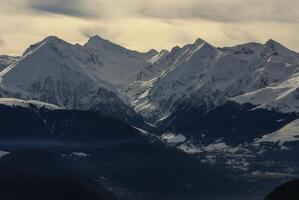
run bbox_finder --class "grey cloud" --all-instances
[18,0,299,23]
[4,0,299,23]
[138,0,299,23]
[27,0,100,18]
[191,1,299,23]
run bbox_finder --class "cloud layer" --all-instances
[0,0,299,55]
[23,0,299,23]
[28,0,97,18]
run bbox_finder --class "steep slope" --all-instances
[131,39,299,123]
[134,40,208,82]
[131,39,221,121]
[0,55,18,72]
[0,36,142,125]
[0,36,110,106]
[84,35,157,87]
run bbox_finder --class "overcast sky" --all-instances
[1,0,299,55]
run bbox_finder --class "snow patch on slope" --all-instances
[162,133,187,144]
[233,72,299,113]
[257,119,299,147]
[0,98,61,110]
[0,151,9,158]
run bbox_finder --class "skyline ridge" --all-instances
[1,34,296,57]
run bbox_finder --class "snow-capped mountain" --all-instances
[0,36,149,125]
[1,35,299,126]
[131,38,299,122]
[0,36,114,107]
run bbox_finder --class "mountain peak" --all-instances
[85,35,151,58]
[41,36,66,46]
[264,39,284,48]
[24,36,72,55]
[88,35,108,43]
[192,38,217,52]
[43,35,61,41]
[194,38,206,45]
[261,39,299,61]
[85,35,120,49]
[263,39,296,54]
[145,49,158,57]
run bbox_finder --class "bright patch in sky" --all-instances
[1,0,299,55]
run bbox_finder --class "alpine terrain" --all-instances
[1,35,299,199]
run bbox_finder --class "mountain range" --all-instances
[1,35,299,199]
[2,36,299,124]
